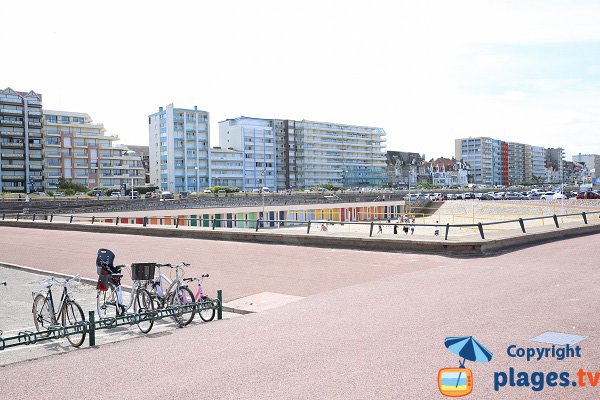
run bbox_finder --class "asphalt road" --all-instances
[0,227,599,399]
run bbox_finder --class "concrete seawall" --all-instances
[2,219,599,257]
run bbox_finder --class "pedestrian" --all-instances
[377,224,383,234]
[434,220,439,236]
[411,225,415,235]
[403,225,409,235]
[393,224,398,234]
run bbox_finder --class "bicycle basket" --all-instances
[131,263,156,281]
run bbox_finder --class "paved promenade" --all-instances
[1,232,599,399]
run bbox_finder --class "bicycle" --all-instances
[183,274,216,322]
[148,263,195,327]
[32,275,86,347]
[96,250,155,334]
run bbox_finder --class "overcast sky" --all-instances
[2,0,599,159]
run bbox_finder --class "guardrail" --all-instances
[0,290,222,351]
[1,210,600,240]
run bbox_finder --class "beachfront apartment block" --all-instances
[0,88,44,193]
[455,137,547,186]
[218,117,277,191]
[42,110,144,190]
[210,147,244,188]
[149,104,211,194]
[219,116,387,190]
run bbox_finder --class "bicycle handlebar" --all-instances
[182,274,209,283]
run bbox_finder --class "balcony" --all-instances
[0,97,23,105]
[28,121,42,128]
[29,154,42,160]
[1,142,24,149]
[27,100,42,107]
[0,130,23,137]
[1,175,25,181]
[1,153,24,159]
[0,164,24,170]
[29,143,42,149]
[0,109,23,116]
[0,119,23,126]
[28,110,42,117]
[2,186,25,192]
[29,165,43,171]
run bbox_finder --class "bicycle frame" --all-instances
[34,282,72,325]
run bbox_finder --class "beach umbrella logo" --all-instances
[438,336,493,397]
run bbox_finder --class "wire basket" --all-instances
[131,263,156,281]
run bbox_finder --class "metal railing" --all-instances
[1,210,600,240]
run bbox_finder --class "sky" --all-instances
[2,0,600,159]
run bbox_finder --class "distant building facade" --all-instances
[572,153,600,179]
[149,104,210,193]
[210,147,243,188]
[124,145,150,184]
[43,110,144,190]
[455,137,547,186]
[0,87,43,193]
[426,157,471,186]
[219,116,387,190]
[385,151,427,187]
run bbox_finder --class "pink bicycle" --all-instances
[183,274,215,322]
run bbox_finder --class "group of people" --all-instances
[375,214,416,235]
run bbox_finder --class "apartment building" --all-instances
[43,110,145,190]
[219,117,387,190]
[426,158,471,186]
[0,87,43,193]
[385,151,428,187]
[149,104,210,193]
[456,137,547,185]
[210,147,243,188]
[289,120,387,188]
[572,153,600,179]
[218,117,277,191]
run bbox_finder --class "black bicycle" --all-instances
[32,274,86,347]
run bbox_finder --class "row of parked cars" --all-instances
[404,190,600,201]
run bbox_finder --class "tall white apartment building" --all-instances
[291,120,387,188]
[149,104,210,193]
[456,137,547,185]
[0,88,43,193]
[43,110,144,190]
[219,116,387,190]
[210,147,243,188]
[218,117,276,191]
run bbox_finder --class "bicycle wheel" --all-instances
[32,294,52,337]
[62,301,86,347]
[134,288,154,334]
[97,286,119,319]
[168,286,195,327]
[198,297,216,322]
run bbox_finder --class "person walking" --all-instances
[377,224,383,234]
[403,225,409,235]
[393,224,398,234]
[411,225,415,235]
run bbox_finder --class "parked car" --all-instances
[576,191,600,199]
[504,192,526,200]
[110,192,121,198]
[160,191,174,200]
[479,193,496,200]
[203,189,212,194]
[552,192,567,200]
[540,192,557,200]
[527,192,542,200]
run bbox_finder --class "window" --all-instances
[59,116,70,123]
[45,115,57,123]
[73,117,84,124]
